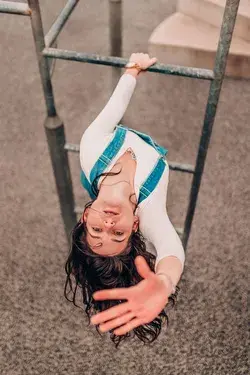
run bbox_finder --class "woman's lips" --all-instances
[103,209,119,215]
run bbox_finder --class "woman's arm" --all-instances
[82,53,157,139]
[139,169,185,294]
[79,69,140,174]
[144,209,185,283]
[144,212,185,295]
[155,242,184,293]
[83,72,138,139]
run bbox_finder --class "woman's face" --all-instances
[83,200,139,256]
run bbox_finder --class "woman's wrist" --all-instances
[156,273,176,295]
[124,68,140,78]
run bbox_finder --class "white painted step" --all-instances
[148,12,250,78]
[178,0,250,42]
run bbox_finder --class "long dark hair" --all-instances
[64,170,179,348]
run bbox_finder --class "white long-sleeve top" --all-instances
[80,73,185,271]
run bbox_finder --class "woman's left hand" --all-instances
[90,256,172,335]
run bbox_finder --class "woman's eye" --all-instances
[115,231,124,236]
[92,227,102,232]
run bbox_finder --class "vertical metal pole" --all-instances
[109,0,122,89]
[182,0,240,250]
[27,0,77,242]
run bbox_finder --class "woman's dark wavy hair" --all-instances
[64,170,180,348]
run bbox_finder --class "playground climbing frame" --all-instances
[0,0,240,249]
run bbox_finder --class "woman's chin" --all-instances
[103,199,123,208]
[103,204,122,214]
[102,197,135,213]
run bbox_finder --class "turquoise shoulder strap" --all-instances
[80,170,96,200]
[138,158,166,204]
[80,126,126,198]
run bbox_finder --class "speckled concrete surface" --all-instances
[0,1,249,374]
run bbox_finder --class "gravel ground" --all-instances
[0,1,249,374]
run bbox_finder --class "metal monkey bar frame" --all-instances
[0,0,240,249]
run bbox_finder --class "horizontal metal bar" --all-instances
[64,143,80,152]
[45,0,79,47]
[74,206,85,214]
[43,48,214,80]
[0,1,31,15]
[175,227,184,237]
[65,143,195,173]
[168,162,195,174]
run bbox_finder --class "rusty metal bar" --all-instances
[1,0,239,253]
[0,1,31,16]
[43,47,215,80]
[168,162,195,174]
[27,0,77,241]
[182,0,240,250]
[109,0,122,88]
[45,0,79,47]
[28,0,56,116]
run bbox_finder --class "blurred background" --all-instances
[0,0,249,374]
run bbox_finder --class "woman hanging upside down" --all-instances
[64,53,185,348]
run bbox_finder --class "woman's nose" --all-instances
[103,218,115,228]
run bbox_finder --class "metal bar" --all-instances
[182,0,240,250]
[28,0,56,117]
[109,0,122,88]
[168,162,195,174]
[43,48,215,80]
[0,1,31,16]
[175,228,184,237]
[44,117,77,243]
[27,0,77,242]
[45,0,79,47]
[64,143,195,173]
[64,143,80,152]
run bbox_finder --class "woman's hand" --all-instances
[128,52,157,70]
[90,256,172,336]
[125,53,157,77]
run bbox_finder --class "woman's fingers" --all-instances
[145,57,157,69]
[114,317,144,336]
[150,57,157,65]
[98,311,135,333]
[93,286,131,301]
[128,53,157,69]
[90,301,130,325]
[134,255,153,279]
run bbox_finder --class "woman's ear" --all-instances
[81,207,90,223]
[133,215,139,232]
